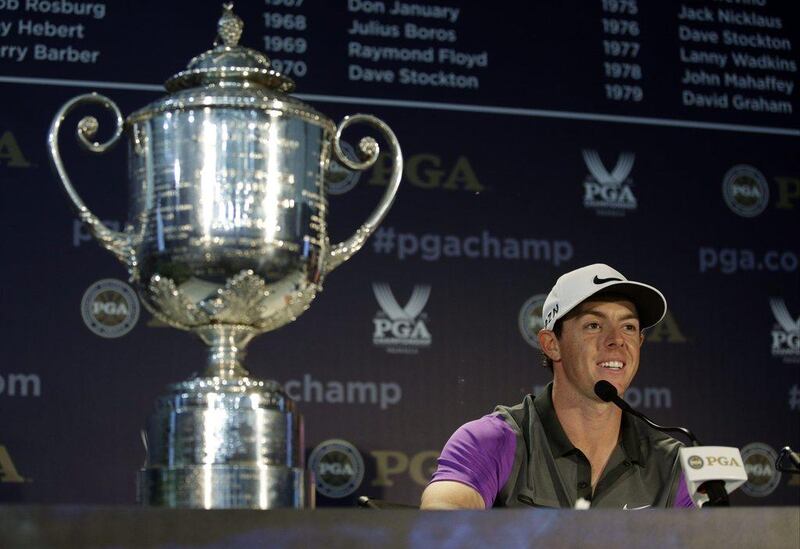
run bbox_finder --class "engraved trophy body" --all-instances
[48,4,401,509]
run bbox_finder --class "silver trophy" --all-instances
[48,3,401,509]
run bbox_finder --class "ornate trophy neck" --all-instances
[164,3,295,93]
[194,325,257,379]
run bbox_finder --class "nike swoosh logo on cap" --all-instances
[593,276,623,284]
[622,504,651,510]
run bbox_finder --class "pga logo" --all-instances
[688,455,704,469]
[582,150,638,216]
[372,283,432,354]
[722,165,769,218]
[740,443,781,498]
[308,439,365,499]
[705,456,742,467]
[81,279,140,338]
[319,462,355,476]
[770,298,800,363]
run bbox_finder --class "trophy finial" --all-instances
[167,0,296,93]
[215,3,243,47]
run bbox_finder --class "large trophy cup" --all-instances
[48,4,401,509]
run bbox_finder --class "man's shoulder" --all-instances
[452,413,519,447]
[493,394,536,433]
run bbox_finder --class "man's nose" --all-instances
[605,326,625,347]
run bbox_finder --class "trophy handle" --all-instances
[326,114,402,272]
[48,92,132,266]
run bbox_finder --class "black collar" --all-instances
[533,383,574,457]
[619,407,645,465]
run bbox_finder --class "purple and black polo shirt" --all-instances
[430,383,694,509]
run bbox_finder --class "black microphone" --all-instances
[594,380,731,507]
[593,381,701,445]
[777,446,800,474]
[786,448,800,468]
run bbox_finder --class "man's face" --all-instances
[551,298,644,401]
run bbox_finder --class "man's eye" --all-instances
[586,322,600,330]
[623,324,638,331]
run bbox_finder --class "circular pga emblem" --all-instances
[740,442,781,498]
[325,141,362,195]
[518,294,547,349]
[687,455,704,470]
[722,165,769,218]
[308,438,365,498]
[80,279,140,338]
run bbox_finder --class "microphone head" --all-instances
[594,380,618,402]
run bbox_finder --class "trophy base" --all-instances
[137,465,312,509]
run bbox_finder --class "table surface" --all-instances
[0,505,798,548]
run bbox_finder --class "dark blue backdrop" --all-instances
[0,1,798,506]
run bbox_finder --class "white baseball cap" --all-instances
[541,264,667,331]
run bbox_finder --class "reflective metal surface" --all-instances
[138,378,310,509]
[48,3,401,509]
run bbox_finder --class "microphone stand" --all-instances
[594,381,730,507]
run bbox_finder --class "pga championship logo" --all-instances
[81,279,140,338]
[308,439,365,498]
[770,298,800,364]
[518,294,547,349]
[372,283,432,354]
[722,165,769,218]
[687,454,741,470]
[687,455,704,470]
[582,150,637,217]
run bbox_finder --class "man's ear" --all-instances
[538,330,561,362]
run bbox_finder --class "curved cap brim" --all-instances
[591,281,667,330]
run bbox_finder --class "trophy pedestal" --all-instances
[137,465,310,509]
[137,376,310,509]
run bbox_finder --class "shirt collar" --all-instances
[533,383,575,457]
[620,409,645,465]
[533,382,645,465]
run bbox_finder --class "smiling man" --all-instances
[421,264,694,510]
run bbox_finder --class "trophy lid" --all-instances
[164,3,295,93]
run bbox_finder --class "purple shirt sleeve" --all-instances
[672,472,695,508]
[429,414,517,508]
